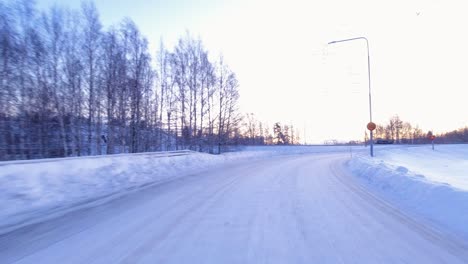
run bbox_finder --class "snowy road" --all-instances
[1,153,468,263]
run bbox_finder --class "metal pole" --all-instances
[328,37,374,157]
[365,38,374,157]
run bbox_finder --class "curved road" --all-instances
[1,153,468,263]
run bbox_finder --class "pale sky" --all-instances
[38,0,468,143]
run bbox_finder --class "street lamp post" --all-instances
[328,37,374,157]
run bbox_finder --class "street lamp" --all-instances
[328,37,374,157]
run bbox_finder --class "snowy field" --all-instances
[348,144,468,239]
[0,145,362,235]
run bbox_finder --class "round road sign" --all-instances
[367,122,376,131]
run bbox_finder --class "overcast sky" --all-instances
[38,0,468,143]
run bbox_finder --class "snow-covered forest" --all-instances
[0,0,289,161]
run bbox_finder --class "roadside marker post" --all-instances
[430,135,436,150]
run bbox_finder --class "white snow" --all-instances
[0,146,364,235]
[0,150,217,234]
[2,143,468,263]
[347,144,468,239]
[2,151,467,263]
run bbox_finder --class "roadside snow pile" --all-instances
[348,144,468,239]
[0,151,225,234]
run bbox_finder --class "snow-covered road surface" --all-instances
[1,153,468,263]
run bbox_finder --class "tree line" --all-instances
[367,115,468,144]
[0,0,268,160]
[235,113,300,146]
[434,127,468,144]
[0,0,304,161]
[371,115,425,144]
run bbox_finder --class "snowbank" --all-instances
[371,145,468,190]
[347,144,468,239]
[0,151,226,234]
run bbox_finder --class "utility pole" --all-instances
[328,37,374,157]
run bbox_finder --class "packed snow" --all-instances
[348,144,468,239]
[0,145,363,235]
[2,151,467,263]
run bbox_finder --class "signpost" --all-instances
[430,135,436,150]
[367,122,376,156]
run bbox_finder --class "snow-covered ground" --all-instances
[0,150,214,234]
[348,144,468,239]
[2,143,467,242]
[2,151,467,263]
[0,145,364,235]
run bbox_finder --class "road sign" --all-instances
[430,135,436,140]
[367,122,376,131]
